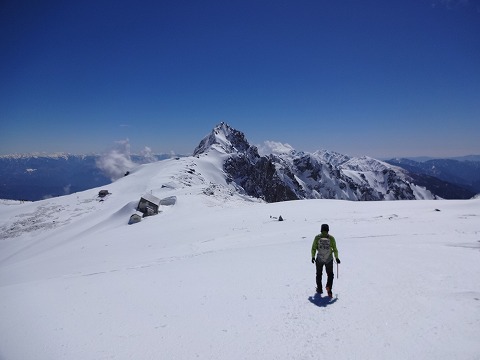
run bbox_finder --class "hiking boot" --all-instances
[326,286,333,298]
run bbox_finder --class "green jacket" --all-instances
[311,231,339,262]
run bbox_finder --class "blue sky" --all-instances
[1,0,479,158]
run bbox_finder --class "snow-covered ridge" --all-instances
[194,123,438,201]
[313,149,351,167]
[0,154,256,241]
[340,156,394,173]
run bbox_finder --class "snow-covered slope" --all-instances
[1,147,479,360]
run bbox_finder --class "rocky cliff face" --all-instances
[194,123,438,202]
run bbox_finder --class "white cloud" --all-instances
[257,141,295,156]
[140,146,157,163]
[63,184,72,195]
[96,139,136,181]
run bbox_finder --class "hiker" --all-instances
[311,224,340,297]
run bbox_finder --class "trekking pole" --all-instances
[336,260,339,279]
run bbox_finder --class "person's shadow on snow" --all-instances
[308,293,338,307]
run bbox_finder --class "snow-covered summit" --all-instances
[312,149,351,167]
[193,122,255,156]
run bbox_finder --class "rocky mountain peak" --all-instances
[193,122,255,156]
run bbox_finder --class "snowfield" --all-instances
[0,155,479,360]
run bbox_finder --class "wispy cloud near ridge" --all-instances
[96,139,136,181]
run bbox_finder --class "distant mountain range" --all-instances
[386,155,480,163]
[384,158,480,198]
[1,124,478,201]
[0,153,174,201]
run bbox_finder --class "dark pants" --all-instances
[316,259,334,290]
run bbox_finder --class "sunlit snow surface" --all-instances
[1,155,479,360]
